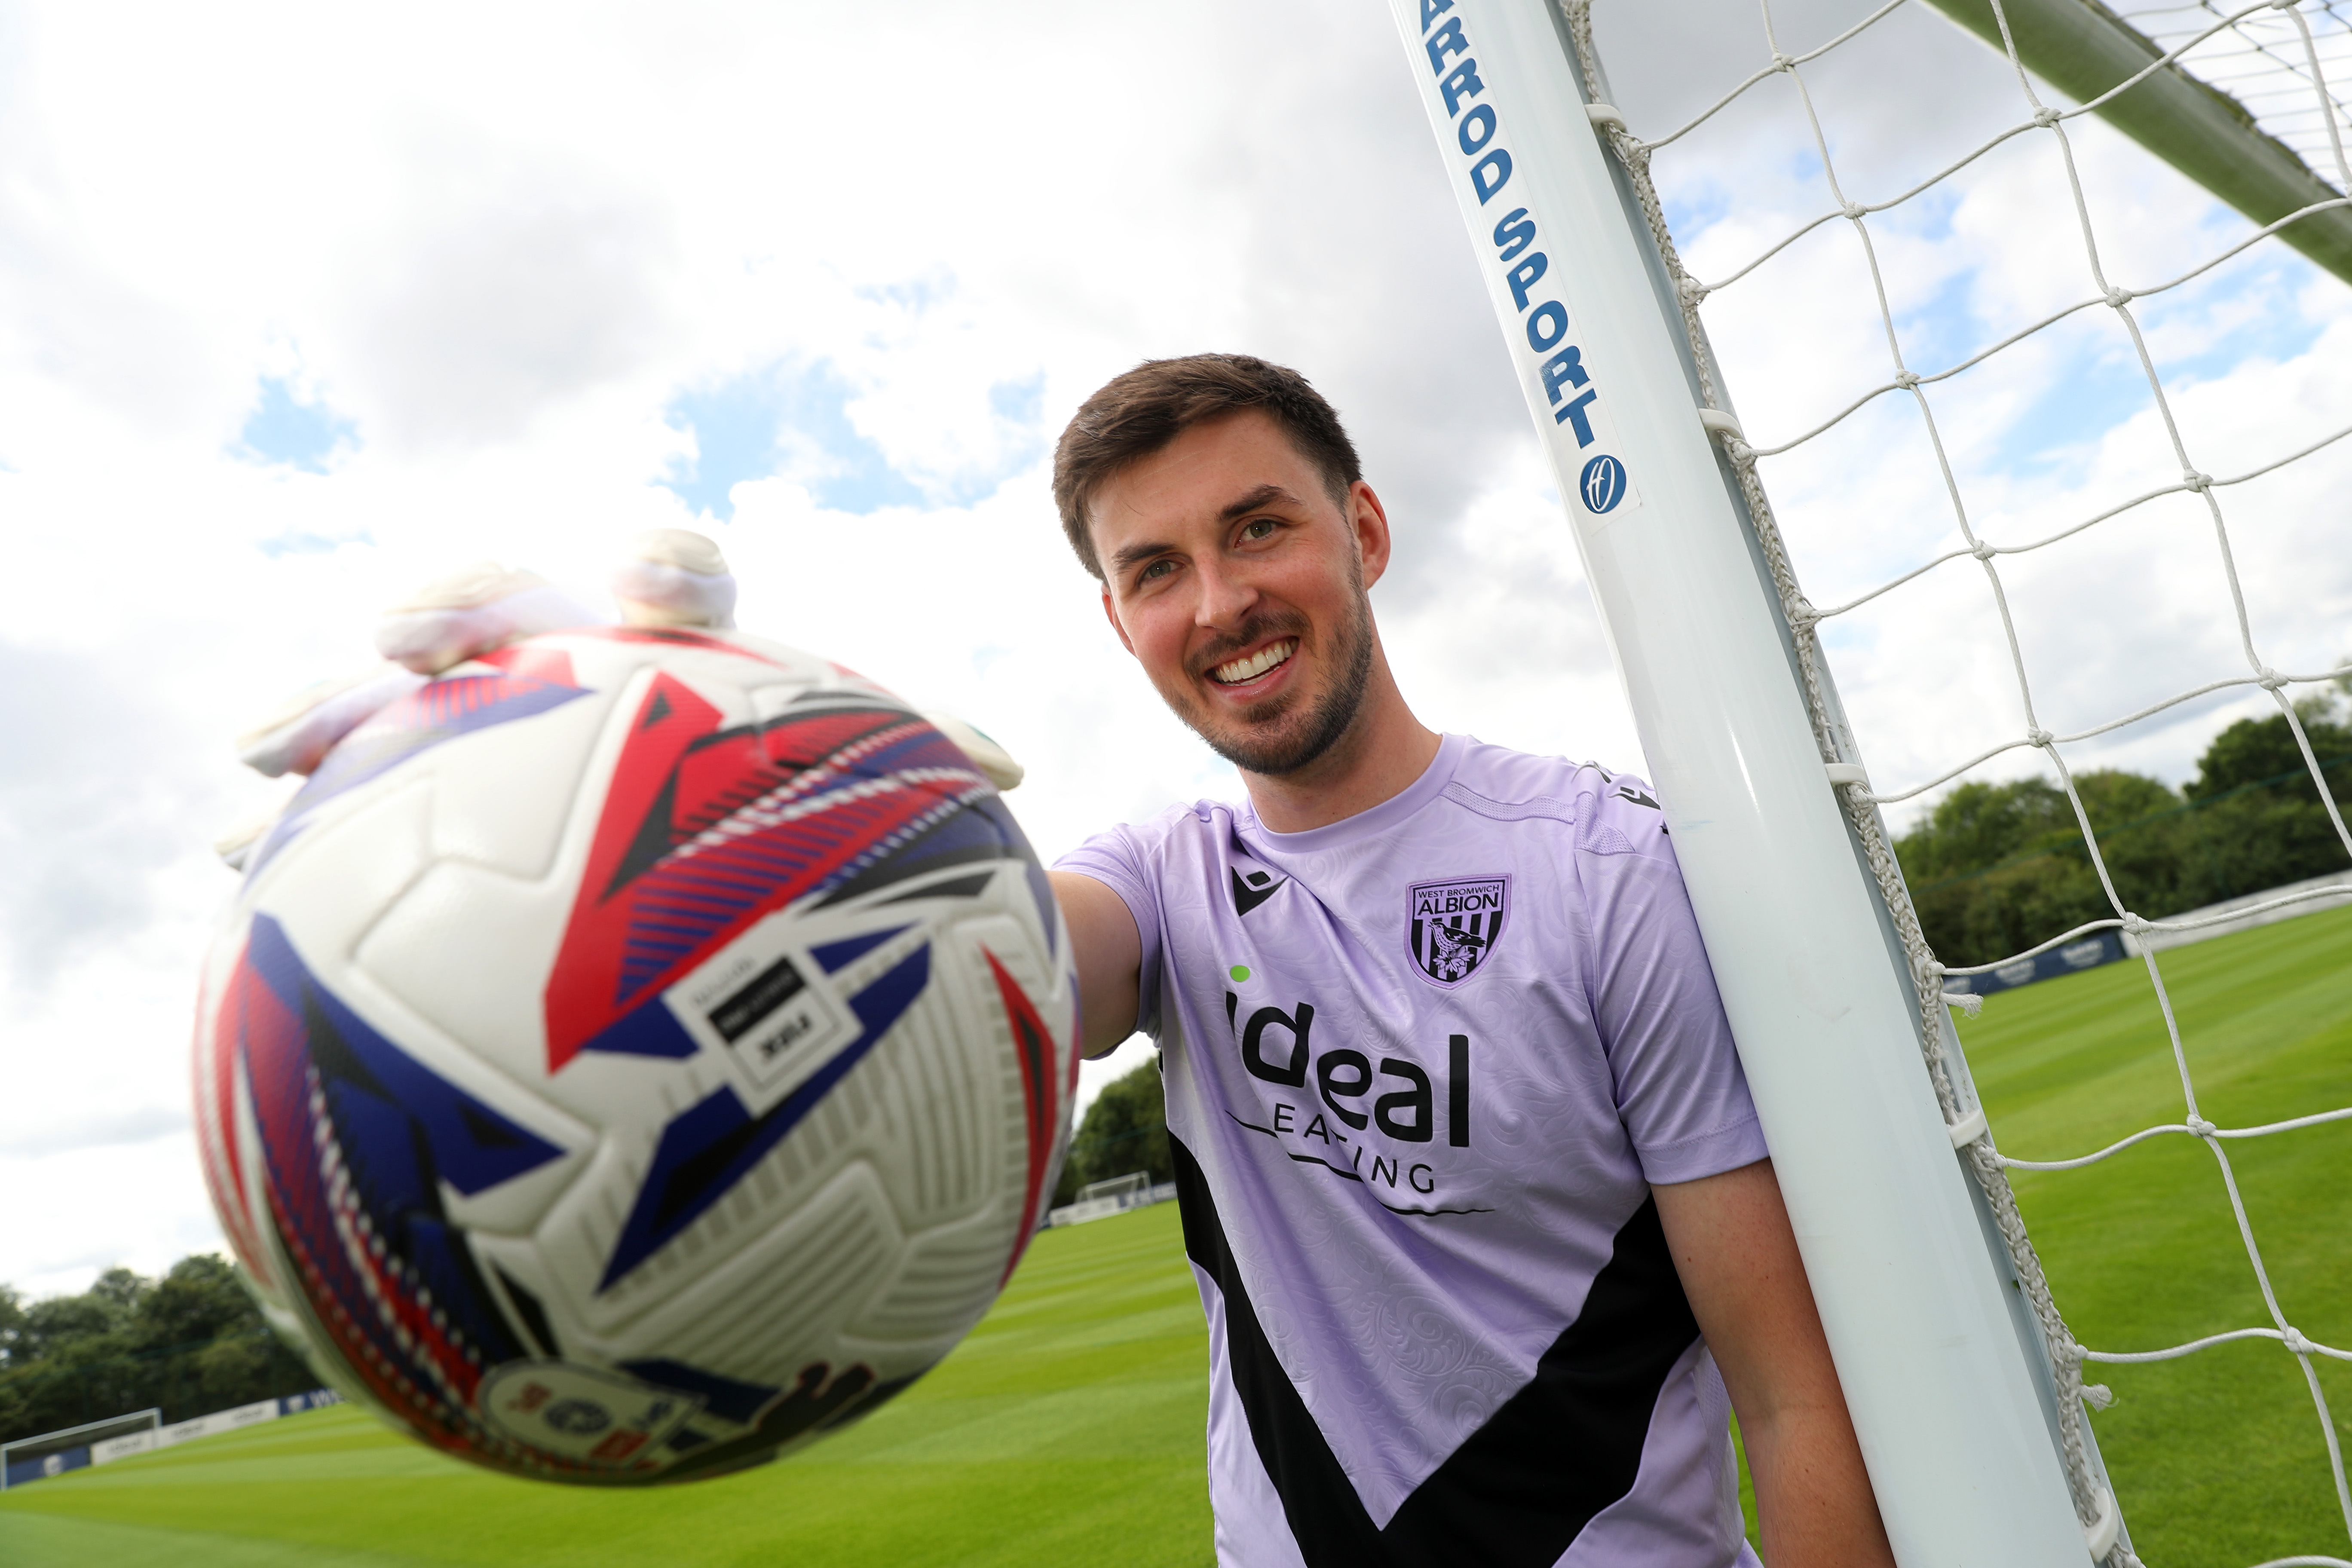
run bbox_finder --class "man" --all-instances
[1045,355,1894,1567]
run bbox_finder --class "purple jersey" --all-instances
[1057,735,1769,1568]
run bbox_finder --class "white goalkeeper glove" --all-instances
[610,527,738,630]
[233,530,730,779]
[233,560,601,781]
[921,712,1025,793]
[221,531,1021,864]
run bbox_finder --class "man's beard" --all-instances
[1168,586,1377,778]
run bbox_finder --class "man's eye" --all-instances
[1138,559,1175,582]
[1240,519,1277,542]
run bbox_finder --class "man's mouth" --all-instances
[1209,639,1298,686]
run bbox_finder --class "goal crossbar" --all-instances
[1076,1172,1151,1203]
[1924,0,2352,283]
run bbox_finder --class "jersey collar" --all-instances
[1242,732,1469,856]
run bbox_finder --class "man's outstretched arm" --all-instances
[1049,871,1144,1059]
[1654,1158,1896,1568]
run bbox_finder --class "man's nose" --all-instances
[1193,558,1257,630]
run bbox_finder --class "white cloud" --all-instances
[0,1107,187,1161]
[0,0,2343,1296]
[339,147,679,450]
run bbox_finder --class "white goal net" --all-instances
[1393,0,2352,1564]
[2122,0,2352,176]
[1077,1171,1152,1204]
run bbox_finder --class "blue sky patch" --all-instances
[2143,251,2329,389]
[989,373,1043,428]
[236,377,358,473]
[934,372,1048,507]
[661,360,1047,519]
[661,361,925,520]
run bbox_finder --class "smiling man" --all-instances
[1046,355,1893,1568]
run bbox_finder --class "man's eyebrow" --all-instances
[1216,484,1298,524]
[1108,538,1178,574]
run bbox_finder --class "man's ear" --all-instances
[1351,481,1394,591]
[1100,585,1138,656]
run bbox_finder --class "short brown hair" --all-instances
[1052,354,1363,579]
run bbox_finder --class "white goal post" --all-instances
[1077,1171,1152,1204]
[0,1409,161,1490]
[1384,2,2122,1563]
[1389,0,2352,1562]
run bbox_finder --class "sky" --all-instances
[0,0,2345,1301]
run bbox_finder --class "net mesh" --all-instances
[2122,0,2352,187]
[1564,2,2352,1562]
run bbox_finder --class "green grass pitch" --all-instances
[3,904,2344,1566]
[0,1204,1213,1568]
[1956,901,2352,1568]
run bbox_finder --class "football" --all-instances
[191,626,1078,1484]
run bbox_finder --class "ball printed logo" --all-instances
[479,1361,701,1469]
[1580,454,1628,515]
[1407,876,1510,987]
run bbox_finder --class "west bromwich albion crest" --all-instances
[1407,876,1509,986]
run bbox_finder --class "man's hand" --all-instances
[375,563,603,676]
[1049,871,1142,1058]
[923,713,1023,793]
[1654,1158,1896,1568]
[609,527,738,630]
[221,529,1026,864]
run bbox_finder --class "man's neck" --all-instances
[1240,659,1442,834]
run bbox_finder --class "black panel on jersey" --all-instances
[1171,1136,1701,1568]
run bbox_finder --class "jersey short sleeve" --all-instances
[1568,780,1769,1186]
[1054,813,1173,1040]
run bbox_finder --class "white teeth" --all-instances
[1214,640,1296,684]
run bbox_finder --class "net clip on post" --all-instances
[1584,103,1626,130]
[1945,1106,1989,1150]
[1823,761,1869,789]
[1697,407,1744,442]
[2084,1485,2120,1559]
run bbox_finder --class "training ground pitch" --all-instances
[3,902,2345,1567]
[1954,900,2352,1568]
[0,1202,1213,1567]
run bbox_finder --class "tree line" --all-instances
[1895,693,2352,968]
[0,1255,319,1449]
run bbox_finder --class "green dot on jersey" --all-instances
[1229,965,1251,982]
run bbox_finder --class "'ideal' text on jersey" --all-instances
[1228,986,1474,1208]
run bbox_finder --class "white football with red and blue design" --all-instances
[191,627,1078,1484]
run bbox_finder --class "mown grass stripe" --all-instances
[0,1204,1214,1568]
